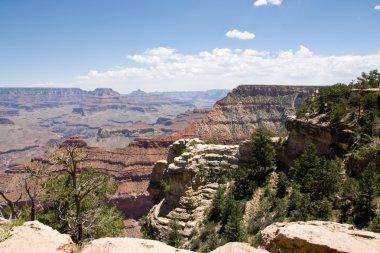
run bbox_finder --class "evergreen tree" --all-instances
[167,219,183,247]
[251,127,276,169]
[313,158,342,200]
[287,188,312,221]
[233,167,256,200]
[208,185,224,222]
[292,144,320,194]
[339,177,360,223]
[359,162,379,210]
[221,191,235,227]
[354,162,380,226]
[223,201,245,242]
[276,171,290,198]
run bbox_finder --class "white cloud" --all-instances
[374,5,380,10]
[226,29,255,40]
[76,46,380,93]
[254,0,283,7]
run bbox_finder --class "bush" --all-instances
[312,198,333,220]
[368,216,380,233]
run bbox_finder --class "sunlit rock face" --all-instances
[177,85,317,143]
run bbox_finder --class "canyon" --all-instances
[0,85,318,236]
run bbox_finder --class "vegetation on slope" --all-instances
[189,70,380,252]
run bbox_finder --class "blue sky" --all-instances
[0,0,380,92]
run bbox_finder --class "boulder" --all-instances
[80,237,193,253]
[210,242,269,253]
[0,221,75,253]
[260,221,380,253]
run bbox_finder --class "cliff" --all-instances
[175,85,317,143]
[280,115,353,166]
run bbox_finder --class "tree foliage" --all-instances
[251,127,276,169]
[38,145,124,242]
[208,185,224,222]
[167,219,183,247]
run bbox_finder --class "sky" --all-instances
[0,0,380,93]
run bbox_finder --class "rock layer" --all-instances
[182,85,317,143]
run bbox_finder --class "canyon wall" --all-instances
[175,85,318,143]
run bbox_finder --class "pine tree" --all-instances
[167,219,183,247]
[292,144,320,194]
[208,185,224,222]
[354,162,380,226]
[223,201,245,242]
[221,191,235,227]
[251,127,276,169]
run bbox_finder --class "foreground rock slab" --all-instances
[261,221,380,253]
[80,237,193,253]
[0,221,75,253]
[210,242,269,253]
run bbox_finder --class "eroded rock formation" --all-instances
[147,139,240,245]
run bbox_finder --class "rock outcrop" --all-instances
[81,237,193,253]
[210,243,269,253]
[0,221,76,253]
[261,221,380,253]
[281,115,353,165]
[147,139,240,245]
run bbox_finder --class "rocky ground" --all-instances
[1,219,379,253]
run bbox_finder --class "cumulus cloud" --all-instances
[374,5,380,10]
[254,0,283,7]
[226,29,255,40]
[76,46,380,92]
